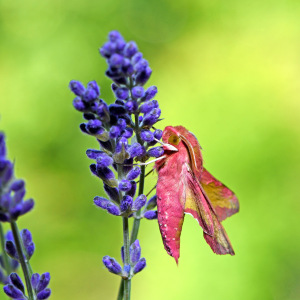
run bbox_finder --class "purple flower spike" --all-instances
[109,53,124,68]
[21,229,35,259]
[133,257,146,274]
[102,256,122,274]
[70,31,164,286]
[144,210,158,220]
[118,180,132,192]
[3,284,24,299]
[120,195,133,212]
[36,272,51,293]
[87,80,100,97]
[107,204,121,216]
[115,137,128,153]
[31,273,40,290]
[10,180,24,191]
[140,101,154,114]
[121,58,134,75]
[20,198,35,215]
[147,147,164,158]
[109,126,121,139]
[9,273,25,294]
[132,194,147,211]
[141,108,161,127]
[140,130,154,143]
[126,166,141,181]
[95,167,118,187]
[96,153,114,168]
[109,104,127,116]
[154,129,163,140]
[117,118,127,131]
[132,52,143,64]
[73,97,87,112]
[131,86,145,99]
[130,240,141,263]
[109,30,124,42]
[96,102,110,123]
[125,100,138,113]
[136,67,152,85]
[127,143,145,158]
[122,127,133,139]
[133,59,148,73]
[94,196,111,209]
[5,241,18,260]
[124,41,138,57]
[69,80,85,96]
[37,288,51,300]
[10,204,23,220]
[86,149,104,159]
[86,119,103,134]
[142,86,158,101]
[115,87,129,100]
[103,184,120,203]
[125,181,137,198]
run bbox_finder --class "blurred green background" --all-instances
[0,0,299,299]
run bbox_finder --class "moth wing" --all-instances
[185,167,235,255]
[156,156,186,264]
[200,168,239,221]
[184,165,215,236]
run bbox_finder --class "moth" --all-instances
[155,126,239,263]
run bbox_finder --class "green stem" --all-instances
[117,108,148,299]
[122,217,131,300]
[0,223,12,276]
[130,165,145,244]
[10,221,35,300]
[117,280,124,300]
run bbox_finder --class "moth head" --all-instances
[162,126,200,172]
[161,126,181,152]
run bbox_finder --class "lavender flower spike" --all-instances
[70,30,164,299]
[0,133,35,222]
[0,132,52,299]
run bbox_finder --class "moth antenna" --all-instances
[146,184,157,197]
[179,134,199,172]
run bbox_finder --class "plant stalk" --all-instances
[117,110,147,299]
[0,223,12,276]
[10,221,35,300]
[122,217,131,300]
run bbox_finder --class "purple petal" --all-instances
[37,288,51,300]
[3,284,24,298]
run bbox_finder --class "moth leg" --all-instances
[136,169,155,184]
[114,155,166,167]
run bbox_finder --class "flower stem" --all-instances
[0,223,12,276]
[117,280,124,300]
[117,113,147,300]
[10,221,35,300]
[122,217,131,300]
[130,165,145,244]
